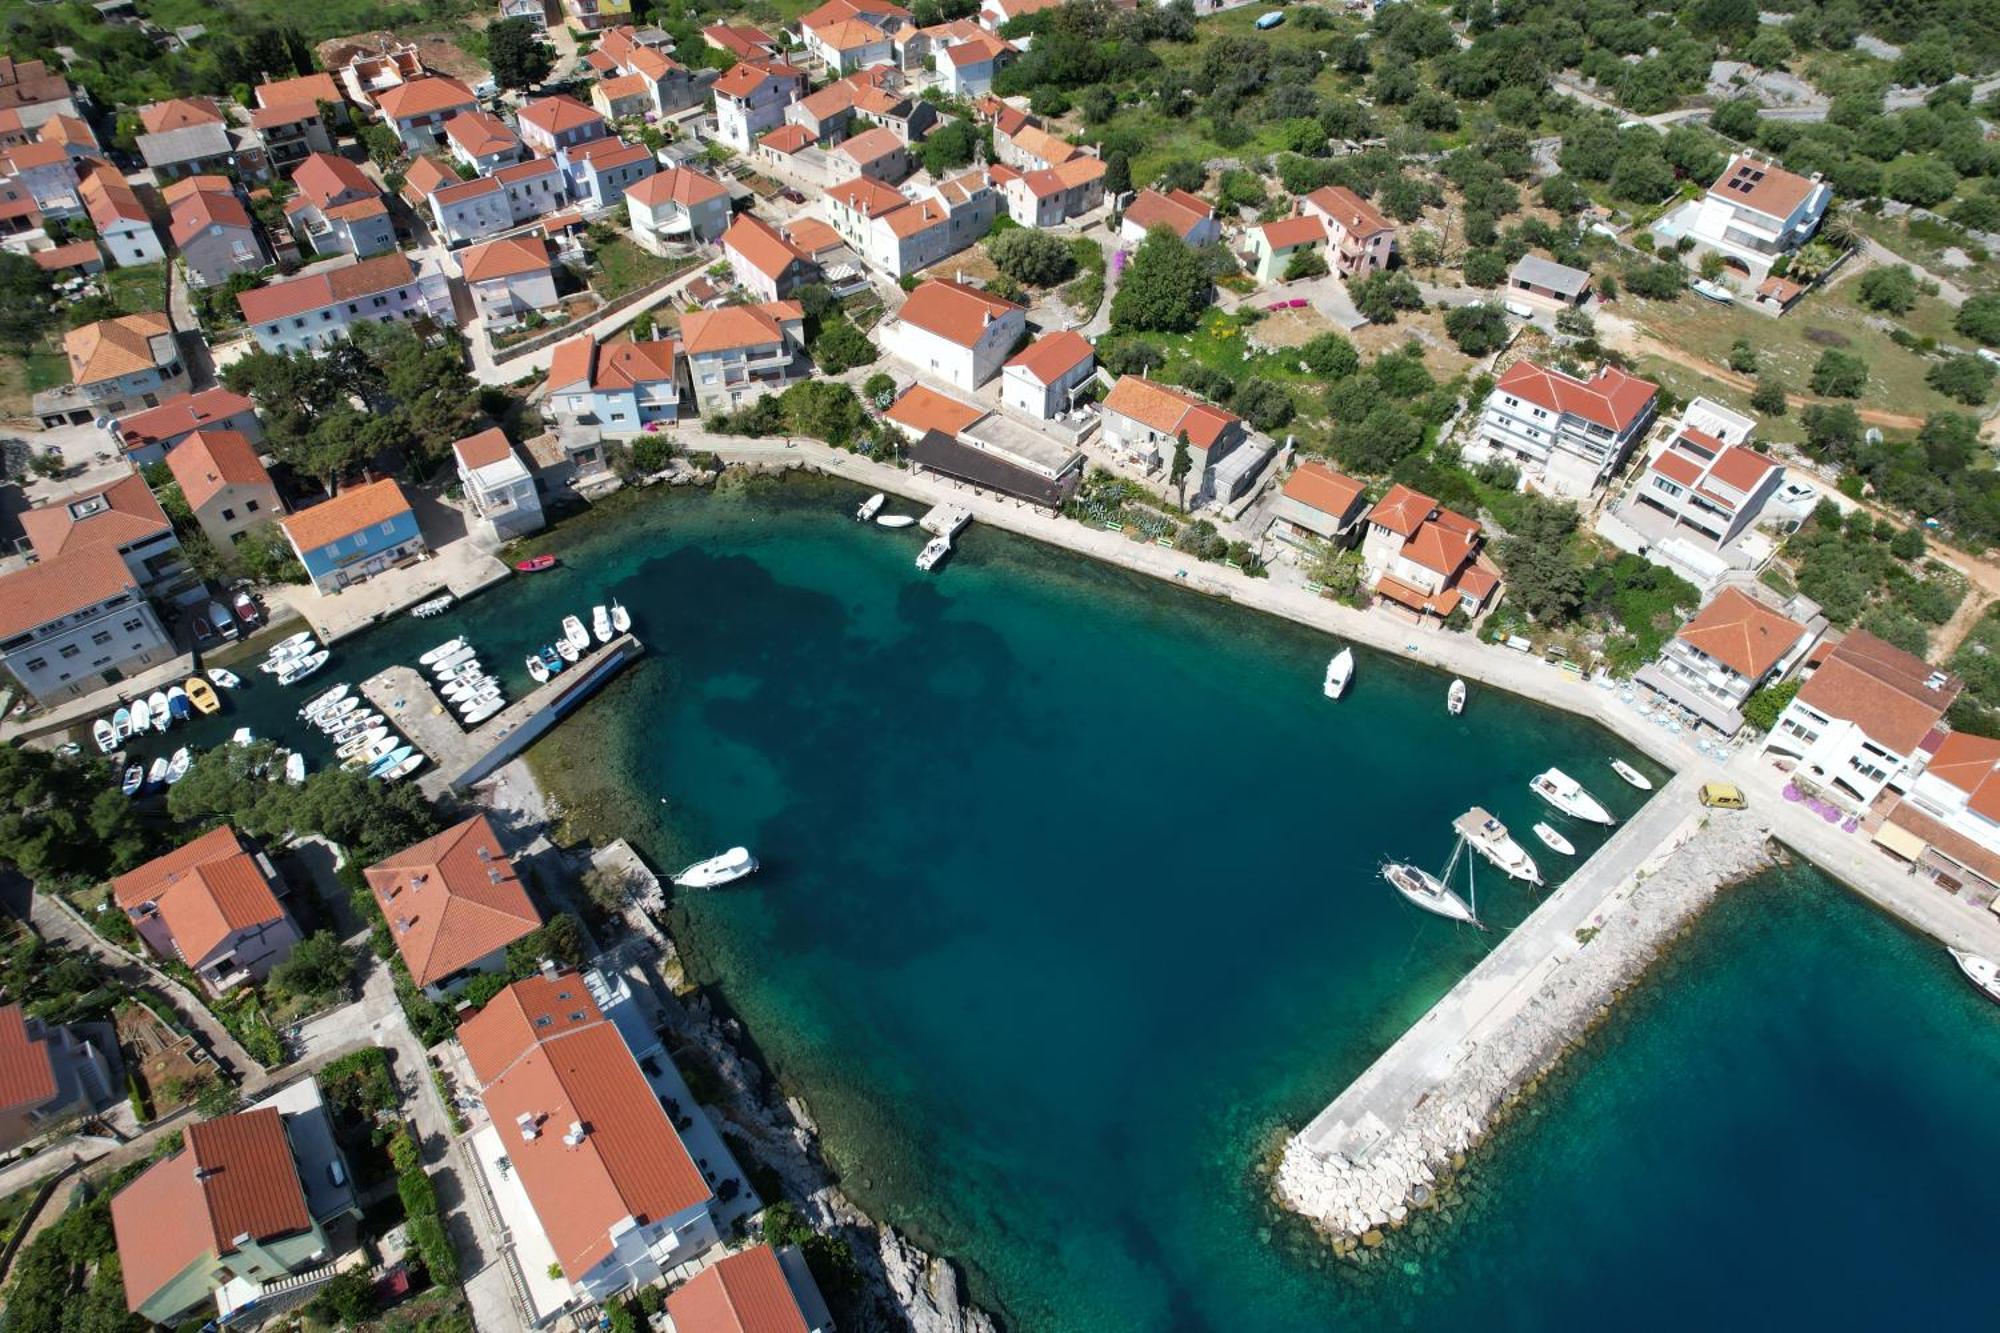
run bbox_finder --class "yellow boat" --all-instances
[184,675,221,715]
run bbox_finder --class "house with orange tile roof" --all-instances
[112,1095,351,1323]
[712,59,808,151]
[520,94,609,157]
[115,386,263,465]
[828,126,911,184]
[993,114,1081,173]
[723,213,818,301]
[1626,397,1785,551]
[543,331,685,434]
[443,109,525,174]
[667,1243,835,1333]
[1884,730,2000,893]
[884,382,988,440]
[111,824,299,991]
[593,72,655,121]
[1298,185,1396,276]
[168,180,269,289]
[0,1002,118,1152]
[281,151,397,258]
[1001,329,1095,419]
[239,251,456,355]
[703,22,780,59]
[824,167,997,278]
[1474,358,1659,499]
[78,166,164,268]
[135,97,268,184]
[248,97,336,171]
[0,543,173,701]
[19,469,195,607]
[454,427,545,539]
[800,0,910,72]
[376,75,479,154]
[990,155,1105,228]
[279,477,427,595]
[1762,631,1963,810]
[1270,460,1370,547]
[1119,187,1220,247]
[1684,155,1831,280]
[1360,484,1500,622]
[459,968,726,1311]
[459,232,559,325]
[625,165,731,250]
[165,429,282,550]
[36,312,186,427]
[978,0,1065,29]
[1636,585,1822,735]
[1247,213,1328,284]
[1102,374,1251,498]
[2,137,82,216]
[880,278,1026,390]
[930,28,1016,97]
[558,135,658,209]
[425,154,568,246]
[681,300,808,410]
[365,813,542,995]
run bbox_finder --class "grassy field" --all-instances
[102,263,168,317]
[1853,212,1998,296]
[589,238,699,303]
[0,351,69,419]
[138,0,482,45]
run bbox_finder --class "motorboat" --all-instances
[1530,768,1615,825]
[343,736,401,770]
[1323,648,1354,700]
[299,683,350,718]
[672,846,759,888]
[92,718,118,753]
[111,707,134,741]
[232,591,262,627]
[315,697,360,729]
[539,645,565,675]
[185,676,221,715]
[434,658,484,684]
[1948,948,2000,1003]
[331,715,382,745]
[265,630,316,659]
[129,697,152,733]
[857,492,886,521]
[1381,858,1482,927]
[556,637,580,663]
[121,764,144,798]
[592,605,612,644]
[146,756,169,790]
[455,684,502,711]
[460,697,505,725]
[877,514,916,528]
[916,536,951,572]
[444,675,494,702]
[411,594,454,618]
[516,554,558,572]
[429,646,478,675]
[164,747,192,785]
[420,637,468,666]
[380,753,425,782]
[562,615,590,652]
[526,654,550,684]
[146,691,172,732]
[1448,679,1466,716]
[166,687,192,722]
[231,727,254,746]
[610,600,631,635]
[278,651,330,686]
[1610,759,1653,791]
[1532,822,1576,856]
[368,745,415,778]
[207,667,241,690]
[1454,806,1542,885]
[283,752,306,785]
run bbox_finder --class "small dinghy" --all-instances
[1610,759,1653,791]
[129,697,152,733]
[610,600,631,634]
[185,676,221,715]
[857,492,885,522]
[515,554,557,573]
[166,686,192,722]
[876,514,916,528]
[539,645,565,675]
[231,727,254,746]
[556,637,579,663]
[526,654,550,683]
[410,594,455,618]
[121,764,144,797]
[112,706,134,740]
[1532,822,1576,856]
[420,637,467,666]
[283,752,306,785]
[592,604,612,644]
[1448,678,1466,716]
[206,667,241,690]
[145,757,170,790]
[673,846,759,888]
[562,615,590,652]
[92,718,118,753]
[146,691,172,732]
[164,747,192,785]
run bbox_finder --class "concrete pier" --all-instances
[360,633,643,796]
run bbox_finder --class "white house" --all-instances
[1101,374,1241,474]
[799,0,908,73]
[1687,155,1831,279]
[1001,330,1094,419]
[712,59,808,152]
[1119,187,1219,247]
[238,252,456,355]
[518,95,607,158]
[880,278,1025,390]
[452,426,544,539]
[1635,586,1820,735]
[824,168,996,278]
[79,170,164,267]
[1630,398,1785,549]
[1360,484,1501,623]
[426,156,567,247]
[625,167,732,251]
[993,156,1105,229]
[542,332,683,433]
[1297,185,1395,277]
[375,76,479,154]
[443,110,524,174]
[931,30,1014,97]
[679,300,807,411]
[459,232,559,325]
[284,152,395,259]
[721,214,817,301]
[0,547,173,703]
[1473,359,1660,499]
[559,137,656,210]
[1884,731,2000,894]
[1763,630,1962,810]
[48,314,186,423]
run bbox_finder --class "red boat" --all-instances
[515,555,558,573]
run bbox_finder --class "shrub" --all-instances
[1927,353,1996,404]
[1443,303,1510,356]
[988,228,1077,287]
[1856,264,1920,314]
[1811,349,1869,398]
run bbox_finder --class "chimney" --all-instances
[539,958,560,980]
[516,1111,539,1142]
[563,1120,586,1147]
[394,916,410,934]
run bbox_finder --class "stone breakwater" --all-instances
[1276,809,1776,1246]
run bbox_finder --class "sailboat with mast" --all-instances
[1381,835,1485,928]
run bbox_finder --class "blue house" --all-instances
[278,478,428,595]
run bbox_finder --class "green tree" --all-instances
[488,17,555,90]
[1928,353,1996,404]
[1751,375,1789,416]
[1956,292,2000,345]
[1496,495,1586,623]
[988,228,1077,287]
[1170,429,1192,505]
[918,118,981,175]
[1350,271,1423,324]
[0,251,55,350]
[1811,348,1869,398]
[1300,332,1358,378]
[1110,227,1210,333]
[1443,303,1509,355]
[1728,337,1759,374]
[810,317,877,374]
[269,931,354,1003]
[1741,679,1799,732]
[1856,264,1920,314]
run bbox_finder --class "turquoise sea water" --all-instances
[161,479,2000,1330]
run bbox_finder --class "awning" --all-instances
[1871,821,1928,862]
[1374,573,1460,618]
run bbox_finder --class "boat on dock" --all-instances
[130,697,152,733]
[610,600,631,635]
[916,536,951,571]
[185,676,220,715]
[207,667,241,690]
[380,753,425,783]
[877,514,916,528]
[92,718,117,753]
[1454,806,1542,885]
[1382,837,1482,928]
[1529,767,1615,824]
[1448,678,1466,715]
[232,591,263,628]
[592,604,612,644]
[410,594,455,618]
[166,686,192,722]
[556,637,579,663]
[111,706,133,741]
[1610,759,1653,791]
[673,847,759,888]
[1532,822,1576,856]
[1949,948,2000,1003]
[857,492,885,522]
[563,615,590,652]
[1323,648,1354,700]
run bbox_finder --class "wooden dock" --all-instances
[360,633,645,795]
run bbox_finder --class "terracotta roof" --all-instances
[363,814,541,988]
[460,233,551,284]
[520,94,604,137]
[598,73,651,104]
[784,216,843,256]
[758,124,816,155]
[325,197,388,223]
[32,239,100,271]
[400,154,458,204]
[0,545,140,639]
[290,152,378,209]
[630,48,683,81]
[376,76,475,122]
[986,0,1065,16]
[714,60,804,99]
[38,113,96,150]
[800,0,910,24]
[681,301,802,356]
[564,138,651,171]
[453,427,516,470]
[942,33,1012,67]
[1710,154,1820,221]
[444,110,521,158]
[1917,731,2000,822]
[1005,123,1077,167]
[1280,460,1366,518]
[249,100,322,130]
[154,851,288,967]
[886,384,986,438]
[1257,214,1326,250]
[279,477,413,554]
[1650,448,1703,488]
[545,334,594,395]
[723,213,811,282]
[168,185,252,247]
[494,154,563,186]
[458,972,711,1278]
[704,23,778,58]
[1796,630,1961,755]
[1303,185,1391,238]
[111,823,249,906]
[1376,570,1462,618]
[78,170,149,228]
[1675,588,1806,680]
[256,72,342,111]
[1123,187,1211,239]
[1758,274,1805,303]
[139,97,222,134]
[811,17,892,50]
[1366,483,1436,539]
[21,470,170,560]
[3,140,67,170]
[625,165,728,208]
[1052,156,1106,189]
[166,430,272,512]
[238,252,416,325]
[1402,517,1476,578]
[826,175,906,218]
[1704,444,1778,494]
[896,279,1020,348]
[117,387,256,452]
[834,126,903,166]
[1004,330,1093,385]
[593,337,680,390]
[0,1004,57,1117]
[113,1106,312,1313]
[666,1244,811,1333]
[1103,375,1238,448]
[1492,360,1657,434]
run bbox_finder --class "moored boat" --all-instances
[111,706,134,741]
[185,676,220,715]
[876,514,916,528]
[592,604,611,644]
[410,594,454,618]
[1382,859,1482,927]
[516,554,557,573]
[916,535,951,571]
[562,615,590,651]
[166,686,192,722]
[380,753,426,782]
[857,492,885,522]
[610,600,631,635]
[277,650,330,686]
[1610,759,1653,791]
[1323,648,1354,700]
[460,697,504,725]
[1454,806,1542,885]
[420,637,467,666]
[231,727,254,746]
[539,645,565,675]
[92,718,117,753]
[299,682,349,719]
[1949,948,2000,1004]
[556,637,579,663]
[207,667,241,690]
[232,591,262,627]
[429,646,477,675]
[526,654,550,684]
[1529,767,1615,825]
[1532,822,1576,856]
[1448,678,1466,716]
[145,756,169,790]
[282,752,306,785]
[130,697,152,733]
[368,744,415,778]
[164,747,192,785]
[337,727,388,761]
[673,846,759,888]
[121,764,144,798]
[146,691,171,732]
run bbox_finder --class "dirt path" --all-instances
[1602,321,1930,430]
[1932,584,1995,660]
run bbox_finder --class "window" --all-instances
[246,499,259,513]
[24,658,46,672]
[123,617,143,632]
[221,507,235,521]
[90,631,112,646]
[379,520,396,535]
[58,644,79,659]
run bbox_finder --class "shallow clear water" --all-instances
[163,478,2000,1330]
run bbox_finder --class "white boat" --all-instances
[283,751,306,785]
[410,594,454,618]
[207,667,241,690]
[916,535,951,572]
[610,600,631,634]
[1532,822,1576,856]
[1529,767,1615,825]
[1323,648,1354,700]
[420,637,467,666]
[444,674,494,702]
[1691,277,1735,304]
[460,697,504,725]
[331,716,381,745]
[1454,806,1542,885]
[380,753,425,782]
[130,697,152,733]
[456,688,502,713]
[112,706,133,740]
[1610,759,1652,791]
[164,747,192,785]
[592,605,612,644]
[556,637,580,663]
[1382,836,1483,927]
[265,630,316,657]
[92,718,117,753]
[278,651,330,686]
[146,756,169,789]
[526,655,550,684]
[121,764,143,797]
[672,846,759,888]
[146,691,171,732]
[368,744,415,778]
[231,727,254,746]
[343,735,400,770]
[435,657,485,682]
[857,492,885,522]
[315,697,360,729]
[876,514,916,528]
[1448,679,1466,716]
[1948,948,2000,1003]
[299,683,350,718]
[563,615,590,652]
[338,727,388,760]
[429,646,477,675]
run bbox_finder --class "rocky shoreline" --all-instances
[1275,815,1778,1250]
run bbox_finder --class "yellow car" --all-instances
[1698,782,1748,810]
